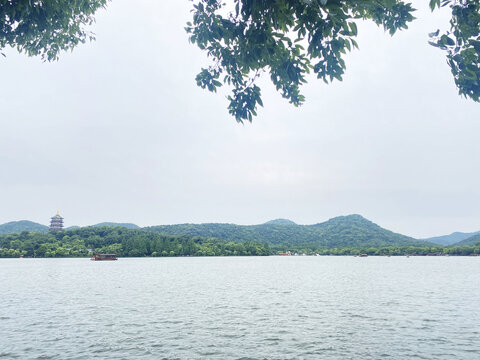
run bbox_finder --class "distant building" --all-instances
[49,211,64,232]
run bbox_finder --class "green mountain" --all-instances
[0,220,49,234]
[420,231,480,246]
[8,215,478,249]
[146,214,428,248]
[453,233,480,246]
[308,214,427,247]
[91,222,139,229]
[3,215,478,258]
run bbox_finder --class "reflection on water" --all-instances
[0,257,479,359]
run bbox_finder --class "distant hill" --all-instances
[0,220,49,234]
[264,219,297,225]
[454,233,480,246]
[0,220,136,233]
[420,231,480,246]
[146,214,428,248]
[5,216,478,248]
[308,214,427,247]
[91,222,139,229]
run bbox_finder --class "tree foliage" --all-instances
[271,243,480,256]
[429,0,480,101]
[0,226,271,258]
[0,0,107,61]
[187,0,480,122]
[2,1,479,122]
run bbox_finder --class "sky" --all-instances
[1,0,479,238]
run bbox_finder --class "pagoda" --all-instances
[49,210,64,232]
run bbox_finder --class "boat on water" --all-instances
[358,254,368,257]
[91,254,118,261]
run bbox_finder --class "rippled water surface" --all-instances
[1,257,479,359]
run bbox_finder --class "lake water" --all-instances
[0,257,479,359]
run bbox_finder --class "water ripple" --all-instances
[0,257,479,359]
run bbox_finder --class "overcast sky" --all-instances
[1,0,479,238]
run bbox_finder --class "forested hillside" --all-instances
[2,215,480,258]
[421,231,480,246]
[454,233,480,246]
[1,223,479,258]
[0,221,48,234]
[147,215,428,248]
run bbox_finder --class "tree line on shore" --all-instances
[0,226,479,258]
[0,227,271,258]
[273,244,480,256]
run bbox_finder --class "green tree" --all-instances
[429,0,480,101]
[2,1,479,122]
[0,0,107,60]
[187,0,480,122]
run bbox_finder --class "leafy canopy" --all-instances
[0,0,107,61]
[1,0,479,122]
[187,0,480,122]
[429,0,480,102]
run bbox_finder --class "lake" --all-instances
[0,257,479,359]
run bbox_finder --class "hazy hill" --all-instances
[453,233,480,246]
[0,220,140,234]
[146,214,428,248]
[91,222,139,229]
[264,219,297,226]
[420,231,480,246]
[0,220,48,234]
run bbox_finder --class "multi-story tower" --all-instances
[49,211,64,232]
